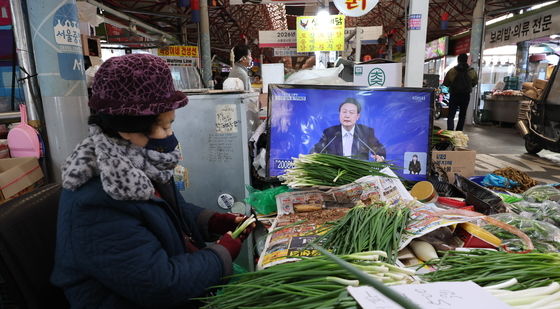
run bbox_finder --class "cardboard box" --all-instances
[432,149,476,183]
[533,79,548,90]
[0,157,44,203]
[353,63,402,87]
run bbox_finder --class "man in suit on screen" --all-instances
[312,98,386,161]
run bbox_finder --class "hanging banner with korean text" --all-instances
[296,15,345,52]
[157,45,199,67]
[0,0,11,26]
[333,0,378,17]
[485,4,560,49]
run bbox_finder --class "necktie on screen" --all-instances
[343,132,352,157]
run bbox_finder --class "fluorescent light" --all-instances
[316,9,329,18]
[550,34,560,39]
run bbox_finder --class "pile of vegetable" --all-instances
[201,251,417,309]
[490,167,538,193]
[423,250,560,290]
[510,200,560,228]
[281,153,394,188]
[484,279,560,308]
[484,213,560,253]
[314,202,410,263]
[431,129,469,148]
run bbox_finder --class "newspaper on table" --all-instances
[258,167,484,269]
[323,167,413,206]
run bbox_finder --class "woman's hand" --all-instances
[209,213,255,239]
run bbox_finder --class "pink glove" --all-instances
[208,213,246,235]
[217,232,242,260]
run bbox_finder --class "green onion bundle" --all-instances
[422,250,560,290]
[281,153,394,188]
[431,129,469,148]
[201,251,416,309]
[314,202,410,263]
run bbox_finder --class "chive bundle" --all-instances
[422,250,560,290]
[314,202,410,263]
[282,153,394,188]
[201,251,416,309]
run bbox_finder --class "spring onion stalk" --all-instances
[422,250,560,290]
[231,215,256,239]
[312,245,421,309]
[484,278,519,290]
[488,282,560,308]
[200,250,417,308]
[314,202,410,263]
[281,153,395,188]
[326,276,360,287]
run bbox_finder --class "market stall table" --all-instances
[482,94,531,123]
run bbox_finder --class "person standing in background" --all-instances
[228,44,252,91]
[443,53,478,131]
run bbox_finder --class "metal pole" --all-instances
[200,0,212,86]
[467,0,485,125]
[9,0,43,125]
[355,27,361,62]
[27,0,90,182]
[516,41,530,83]
[84,0,177,43]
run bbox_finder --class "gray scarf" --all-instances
[61,125,180,200]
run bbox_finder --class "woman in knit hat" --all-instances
[51,53,253,308]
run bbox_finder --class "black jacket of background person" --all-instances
[409,160,421,174]
[312,124,386,161]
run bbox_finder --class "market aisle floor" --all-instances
[434,119,560,184]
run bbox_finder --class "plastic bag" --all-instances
[244,185,290,215]
[455,175,506,215]
[285,66,351,85]
[510,200,560,227]
[483,213,560,252]
[497,192,523,204]
[481,174,519,189]
[522,185,560,202]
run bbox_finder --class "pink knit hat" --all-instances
[89,54,188,115]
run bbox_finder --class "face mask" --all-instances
[144,133,179,153]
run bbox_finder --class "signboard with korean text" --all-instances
[353,63,402,87]
[296,15,345,52]
[425,36,448,60]
[408,14,422,30]
[259,30,297,48]
[157,45,199,67]
[485,4,560,49]
[333,0,378,17]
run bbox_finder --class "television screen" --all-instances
[267,85,434,181]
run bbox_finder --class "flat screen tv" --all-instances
[267,84,434,181]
